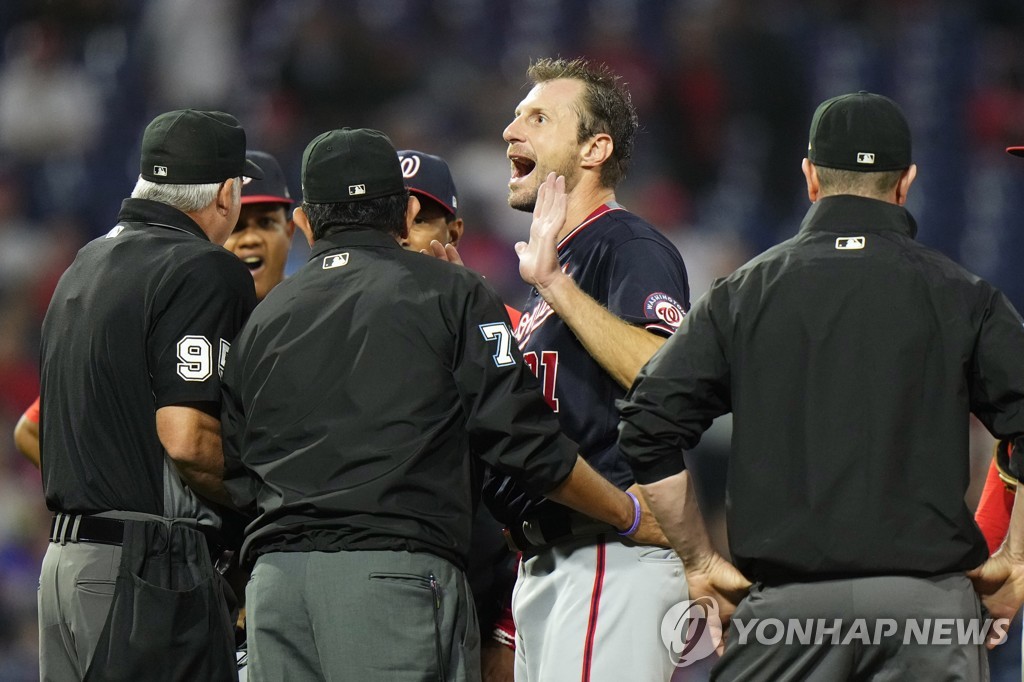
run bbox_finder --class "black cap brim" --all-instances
[244,158,265,180]
[1007,146,1024,158]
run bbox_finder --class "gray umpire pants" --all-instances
[246,550,480,682]
[38,541,122,681]
[712,573,990,681]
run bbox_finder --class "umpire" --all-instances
[221,127,657,682]
[618,92,1024,680]
[39,109,261,681]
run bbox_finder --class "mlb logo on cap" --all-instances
[397,150,459,218]
[139,109,263,184]
[300,128,405,204]
[807,92,911,172]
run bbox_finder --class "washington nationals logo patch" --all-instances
[644,293,685,329]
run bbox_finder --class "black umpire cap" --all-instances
[301,128,406,204]
[807,91,912,172]
[140,109,264,184]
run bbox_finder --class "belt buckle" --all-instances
[50,513,78,545]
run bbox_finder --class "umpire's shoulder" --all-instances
[399,247,490,288]
[398,249,506,313]
[168,241,256,298]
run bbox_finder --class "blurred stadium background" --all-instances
[1,0,1023,679]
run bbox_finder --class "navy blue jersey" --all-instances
[485,203,689,524]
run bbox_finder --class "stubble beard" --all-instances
[507,156,579,213]
[508,185,538,213]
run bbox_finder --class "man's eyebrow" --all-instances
[518,104,546,116]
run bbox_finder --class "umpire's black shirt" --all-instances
[40,198,256,522]
[221,225,577,567]
[619,195,1024,584]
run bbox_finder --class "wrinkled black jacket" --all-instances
[620,195,1024,583]
[222,225,576,567]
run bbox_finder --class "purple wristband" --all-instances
[618,492,641,536]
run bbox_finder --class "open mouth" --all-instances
[242,256,264,272]
[509,154,536,182]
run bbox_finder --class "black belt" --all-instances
[503,512,616,554]
[49,513,224,554]
[49,513,124,546]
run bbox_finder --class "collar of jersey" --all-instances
[799,194,918,239]
[557,202,625,251]
[309,225,403,259]
[117,198,209,241]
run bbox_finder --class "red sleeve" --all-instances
[23,396,40,424]
[490,552,519,650]
[492,605,515,649]
[505,305,521,330]
[975,457,1015,554]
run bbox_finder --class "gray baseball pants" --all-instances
[245,549,480,681]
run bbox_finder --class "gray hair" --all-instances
[131,176,242,213]
[815,167,903,200]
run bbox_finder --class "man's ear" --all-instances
[448,218,464,247]
[293,206,314,247]
[801,158,820,203]
[895,164,917,206]
[217,178,238,215]
[580,133,613,171]
[402,194,421,240]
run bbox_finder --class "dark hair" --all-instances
[527,57,638,187]
[815,167,904,199]
[302,191,409,241]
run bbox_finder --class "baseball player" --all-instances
[396,149,464,254]
[38,109,261,680]
[483,58,690,681]
[224,150,296,301]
